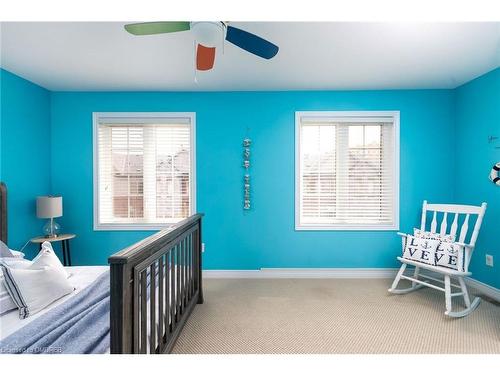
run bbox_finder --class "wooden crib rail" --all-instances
[108,213,204,354]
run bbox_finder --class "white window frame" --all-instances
[93,112,196,231]
[295,111,400,231]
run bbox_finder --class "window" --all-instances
[295,111,399,230]
[93,112,196,230]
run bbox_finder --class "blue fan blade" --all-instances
[225,26,279,59]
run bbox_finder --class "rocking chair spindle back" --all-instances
[420,201,486,273]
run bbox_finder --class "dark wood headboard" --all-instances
[0,182,7,244]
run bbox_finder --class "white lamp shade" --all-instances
[36,196,63,219]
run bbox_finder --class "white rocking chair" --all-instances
[388,200,487,318]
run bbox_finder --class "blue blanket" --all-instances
[0,270,110,354]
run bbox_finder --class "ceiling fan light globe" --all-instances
[190,21,224,47]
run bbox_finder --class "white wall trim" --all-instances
[466,277,500,303]
[203,268,399,279]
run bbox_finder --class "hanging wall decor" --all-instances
[489,162,500,186]
[243,138,251,209]
[488,135,500,186]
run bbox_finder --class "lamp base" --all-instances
[43,219,61,238]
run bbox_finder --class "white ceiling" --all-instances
[1,22,499,91]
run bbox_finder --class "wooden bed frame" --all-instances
[0,182,204,354]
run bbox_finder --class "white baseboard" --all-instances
[466,277,500,303]
[203,268,399,279]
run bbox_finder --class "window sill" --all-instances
[94,223,180,231]
[295,224,399,231]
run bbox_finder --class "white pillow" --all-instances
[0,279,17,315]
[0,240,14,258]
[0,242,74,319]
[413,228,455,243]
[31,241,69,278]
[0,258,32,314]
[0,240,26,259]
[402,235,440,266]
[435,242,465,272]
[0,258,32,268]
[0,266,74,319]
[10,250,25,258]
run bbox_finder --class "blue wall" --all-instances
[5,68,498,285]
[0,69,52,257]
[3,68,498,287]
[50,90,457,268]
[455,68,500,289]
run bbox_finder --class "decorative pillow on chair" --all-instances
[413,228,455,243]
[435,242,465,272]
[402,235,440,265]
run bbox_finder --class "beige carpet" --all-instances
[171,278,500,354]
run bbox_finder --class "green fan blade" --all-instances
[124,22,190,35]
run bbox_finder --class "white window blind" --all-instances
[296,112,399,230]
[94,113,195,230]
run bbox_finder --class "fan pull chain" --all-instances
[193,40,198,84]
[221,30,225,55]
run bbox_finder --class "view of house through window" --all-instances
[296,112,399,230]
[111,126,144,219]
[94,113,195,229]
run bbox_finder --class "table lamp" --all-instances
[36,196,63,238]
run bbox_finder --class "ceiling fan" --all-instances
[124,21,279,71]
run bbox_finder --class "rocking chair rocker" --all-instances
[388,200,487,318]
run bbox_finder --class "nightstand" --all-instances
[30,233,76,266]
